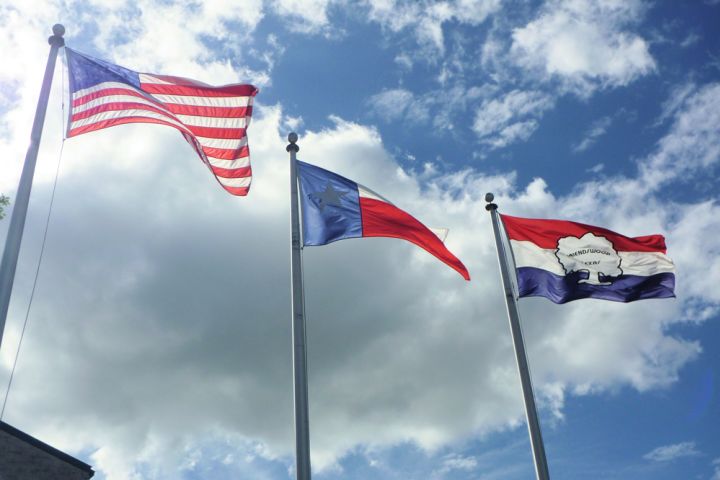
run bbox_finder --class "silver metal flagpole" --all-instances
[485,193,550,480]
[287,132,312,480]
[0,24,65,351]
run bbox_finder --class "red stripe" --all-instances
[222,185,250,196]
[187,125,247,139]
[201,145,249,160]
[68,116,192,138]
[210,165,252,178]
[73,89,252,118]
[70,101,175,123]
[360,197,470,280]
[182,132,204,156]
[144,74,215,88]
[163,104,252,118]
[140,82,259,97]
[68,57,257,198]
[146,75,259,95]
[501,214,667,253]
[73,87,160,108]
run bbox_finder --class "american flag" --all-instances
[65,48,258,196]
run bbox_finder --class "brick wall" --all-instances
[0,423,94,480]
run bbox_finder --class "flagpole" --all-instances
[0,24,65,351]
[287,132,312,480]
[485,193,550,480]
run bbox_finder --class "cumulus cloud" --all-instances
[359,0,660,155]
[1,4,719,480]
[0,1,64,185]
[511,0,655,93]
[643,442,700,462]
[2,91,714,478]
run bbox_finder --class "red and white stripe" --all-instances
[501,215,676,276]
[68,73,258,196]
[356,183,470,280]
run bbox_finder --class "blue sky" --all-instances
[0,1,719,479]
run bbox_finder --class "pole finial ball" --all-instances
[485,192,494,203]
[52,24,65,36]
[288,132,298,144]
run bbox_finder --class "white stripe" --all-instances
[69,108,191,134]
[358,184,392,204]
[72,94,172,115]
[621,251,676,276]
[216,176,252,188]
[510,239,676,276]
[74,83,251,108]
[175,114,249,129]
[138,73,176,85]
[139,73,250,91]
[195,136,247,149]
[207,156,250,169]
[150,94,252,108]
[73,81,144,100]
[430,228,449,242]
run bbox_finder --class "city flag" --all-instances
[65,48,258,196]
[502,214,675,303]
[297,161,470,280]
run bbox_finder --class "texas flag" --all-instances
[501,214,675,304]
[297,161,470,280]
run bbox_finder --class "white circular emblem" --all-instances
[555,232,623,285]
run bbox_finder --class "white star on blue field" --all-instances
[0,1,719,479]
[310,184,347,211]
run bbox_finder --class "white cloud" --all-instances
[0,5,55,103]
[680,32,701,48]
[643,441,700,462]
[146,6,258,75]
[367,88,419,122]
[473,89,554,148]
[363,0,501,57]
[587,163,605,174]
[394,53,413,70]
[1,4,719,480]
[712,457,720,480]
[511,0,655,93]
[271,0,333,34]
[69,0,269,86]
[360,0,658,152]
[367,85,477,132]
[433,453,478,477]
[0,90,715,479]
[639,83,720,194]
[561,82,720,206]
[573,116,612,153]
[655,83,697,126]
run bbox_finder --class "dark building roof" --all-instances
[0,420,94,478]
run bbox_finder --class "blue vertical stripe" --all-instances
[297,161,363,246]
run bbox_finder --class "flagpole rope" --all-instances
[1,52,67,420]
